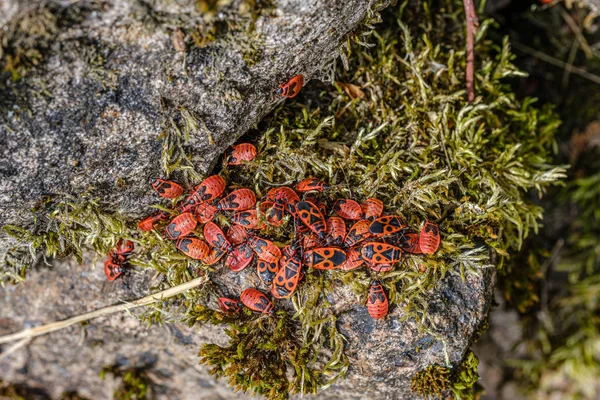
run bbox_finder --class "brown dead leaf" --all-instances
[172,28,186,53]
[337,82,365,100]
[570,120,600,162]
[317,139,350,157]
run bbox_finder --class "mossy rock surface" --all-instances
[0,0,564,399]
[0,0,390,264]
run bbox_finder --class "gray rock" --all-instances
[0,0,389,267]
[0,252,495,399]
[0,0,495,398]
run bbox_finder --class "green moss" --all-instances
[411,351,481,399]
[100,365,150,400]
[410,364,452,397]
[0,0,569,398]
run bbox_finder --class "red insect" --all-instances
[226,243,254,272]
[367,281,389,319]
[303,247,346,270]
[203,248,227,265]
[175,237,210,260]
[247,236,282,263]
[326,217,346,246]
[217,188,257,212]
[276,74,304,98]
[227,143,257,165]
[269,187,300,225]
[259,201,275,216]
[218,297,242,314]
[361,242,402,264]
[419,222,441,254]
[151,178,184,199]
[114,239,134,257]
[344,220,371,248]
[257,260,280,286]
[165,212,197,240]
[397,233,422,254]
[231,209,264,230]
[138,211,170,231]
[333,199,363,220]
[104,259,123,282]
[185,175,226,208]
[194,202,217,224]
[340,246,364,271]
[295,201,327,239]
[267,192,288,227]
[204,222,233,252]
[271,248,302,299]
[226,224,249,245]
[361,198,384,221]
[369,263,393,273]
[265,188,279,202]
[241,288,274,314]
[294,216,311,235]
[369,215,405,237]
[303,194,327,217]
[295,178,328,192]
[302,233,324,250]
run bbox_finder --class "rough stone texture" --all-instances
[0,0,388,262]
[0,253,495,399]
[0,0,496,398]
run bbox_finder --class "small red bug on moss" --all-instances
[295,200,327,239]
[247,236,282,263]
[151,178,184,199]
[194,202,218,224]
[226,224,249,245]
[218,297,242,314]
[369,263,393,273]
[257,260,279,286]
[344,219,371,248]
[165,212,197,240]
[204,222,233,252]
[419,222,440,254]
[114,239,134,257]
[138,211,170,231]
[185,175,226,207]
[226,243,254,272]
[295,177,328,192]
[175,237,210,260]
[303,247,346,270]
[361,198,384,221]
[361,242,402,264]
[302,233,324,250]
[227,143,257,166]
[203,248,227,265]
[217,188,257,212]
[241,288,274,314]
[340,246,364,271]
[272,248,302,299]
[333,199,363,220]
[326,217,346,246]
[367,281,389,319]
[231,209,264,230]
[104,259,123,281]
[397,233,422,254]
[276,74,304,98]
[369,215,405,237]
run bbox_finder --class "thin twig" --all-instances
[511,41,600,85]
[0,276,209,345]
[0,338,31,361]
[463,0,479,103]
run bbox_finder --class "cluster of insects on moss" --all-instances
[105,144,441,320]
